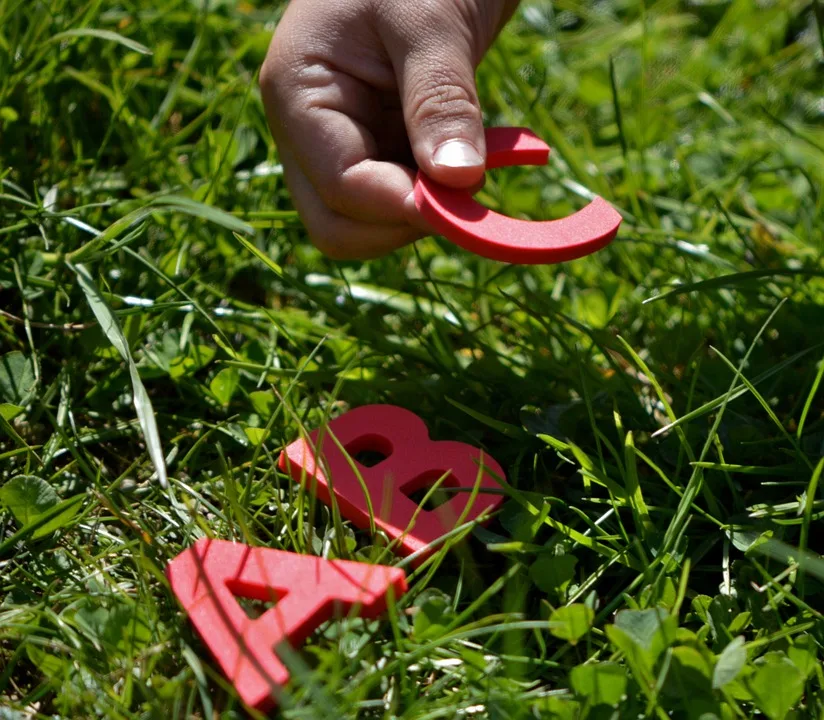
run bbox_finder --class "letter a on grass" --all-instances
[167,538,407,711]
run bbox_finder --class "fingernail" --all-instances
[432,139,483,169]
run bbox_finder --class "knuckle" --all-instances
[259,53,277,86]
[406,75,480,130]
[409,0,442,25]
[378,0,458,31]
[259,55,285,107]
[259,31,300,103]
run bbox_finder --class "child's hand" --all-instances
[260,0,520,259]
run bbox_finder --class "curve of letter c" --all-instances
[414,127,622,265]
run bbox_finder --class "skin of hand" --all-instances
[259,0,521,259]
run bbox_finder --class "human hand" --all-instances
[260,0,520,259]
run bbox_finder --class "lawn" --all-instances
[1,0,824,717]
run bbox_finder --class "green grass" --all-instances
[1,0,824,717]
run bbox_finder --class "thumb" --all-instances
[385,23,486,189]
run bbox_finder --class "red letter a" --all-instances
[166,538,407,712]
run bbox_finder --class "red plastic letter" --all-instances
[414,127,622,265]
[166,538,407,712]
[278,404,505,564]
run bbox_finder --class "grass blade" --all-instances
[71,263,168,488]
[68,196,252,263]
[661,300,787,553]
[797,352,824,439]
[49,28,153,55]
[711,345,813,471]
[644,269,824,304]
[652,342,824,438]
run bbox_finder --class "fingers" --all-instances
[380,2,489,190]
[259,0,520,260]
[277,145,424,260]
[262,59,414,227]
[260,1,426,257]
